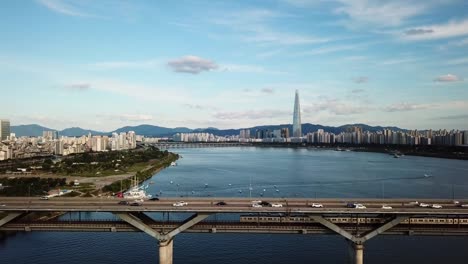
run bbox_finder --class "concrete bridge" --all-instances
[1,197,468,264]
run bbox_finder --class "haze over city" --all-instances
[1,0,468,131]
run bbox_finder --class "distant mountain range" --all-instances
[11,123,406,138]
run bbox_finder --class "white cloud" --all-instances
[64,83,91,91]
[167,55,218,74]
[119,114,153,122]
[36,0,90,17]
[220,64,286,74]
[402,19,468,41]
[261,88,275,94]
[211,9,328,46]
[433,74,462,83]
[446,57,468,66]
[351,88,365,94]
[353,76,368,84]
[297,44,363,56]
[334,0,428,27]
[383,102,431,112]
[213,110,290,120]
[303,97,371,115]
[379,58,417,65]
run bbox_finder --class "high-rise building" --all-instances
[0,119,11,141]
[292,90,302,137]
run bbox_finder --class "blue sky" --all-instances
[1,0,467,131]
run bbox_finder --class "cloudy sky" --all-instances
[1,0,468,131]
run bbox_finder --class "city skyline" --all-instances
[1,1,468,130]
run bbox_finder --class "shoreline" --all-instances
[225,143,468,161]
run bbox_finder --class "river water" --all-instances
[1,147,468,263]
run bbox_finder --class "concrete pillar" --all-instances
[159,239,173,264]
[353,243,364,264]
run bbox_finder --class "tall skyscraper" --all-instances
[0,119,11,141]
[292,90,302,137]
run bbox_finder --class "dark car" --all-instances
[130,202,141,206]
[346,203,355,208]
[259,201,271,207]
[118,201,129,205]
[215,201,227,206]
[149,197,160,201]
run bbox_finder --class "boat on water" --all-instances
[170,162,177,166]
[123,176,151,200]
[393,153,401,158]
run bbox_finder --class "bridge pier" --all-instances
[115,212,210,264]
[159,239,173,264]
[348,242,364,264]
[311,215,408,264]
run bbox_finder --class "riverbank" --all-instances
[101,152,179,195]
[0,147,179,197]
[245,142,468,160]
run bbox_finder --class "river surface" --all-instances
[1,147,468,263]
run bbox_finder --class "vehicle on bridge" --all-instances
[381,205,392,210]
[271,203,283,208]
[311,203,323,208]
[432,204,443,209]
[215,201,227,206]
[118,201,130,205]
[346,203,366,209]
[354,204,366,209]
[419,203,431,208]
[252,203,262,208]
[173,201,188,207]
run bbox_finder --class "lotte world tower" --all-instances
[292,90,302,137]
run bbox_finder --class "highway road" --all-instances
[1,197,468,215]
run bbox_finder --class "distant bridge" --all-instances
[1,197,468,264]
[147,142,250,149]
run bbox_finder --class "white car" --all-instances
[355,204,366,209]
[271,203,283,208]
[419,203,430,208]
[432,204,443,209]
[311,203,323,208]
[382,205,392,210]
[408,201,419,206]
[252,203,262,208]
[173,201,188,207]
[461,204,468,208]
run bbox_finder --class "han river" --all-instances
[1,147,468,263]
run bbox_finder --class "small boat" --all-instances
[424,174,432,178]
[263,189,266,192]
[171,162,177,166]
[276,189,280,192]
[393,154,400,158]
[170,181,173,184]
[204,184,208,188]
[274,185,277,188]
[238,190,242,193]
[228,184,232,186]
